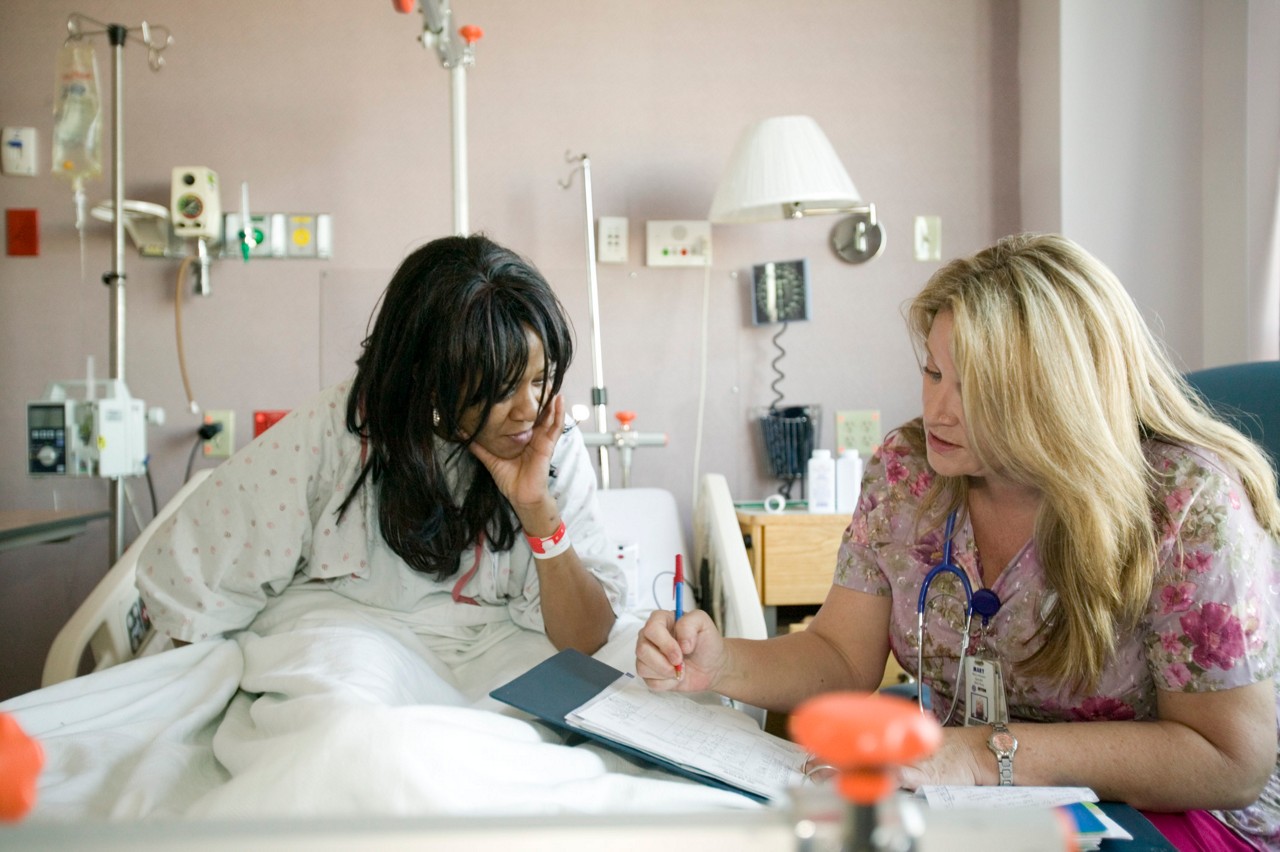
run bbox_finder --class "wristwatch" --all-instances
[987,723,1017,786]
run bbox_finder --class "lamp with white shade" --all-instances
[707,115,884,263]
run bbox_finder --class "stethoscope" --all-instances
[915,510,1002,723]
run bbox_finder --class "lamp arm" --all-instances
[786,201,877,224]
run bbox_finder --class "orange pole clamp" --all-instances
[0,713,44,822]
[789,692,941,806]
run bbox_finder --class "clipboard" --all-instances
[490,649,780,802]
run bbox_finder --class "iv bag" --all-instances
[51,42,103,188]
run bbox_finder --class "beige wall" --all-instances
[2,0,1020,699]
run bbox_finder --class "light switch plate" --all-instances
[913,215,941,261]
[2,127,38,176]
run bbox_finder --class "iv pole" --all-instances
[559,154,666,489]
[65,14,172,563]
[560,154,611,488]
[401,1,482,236]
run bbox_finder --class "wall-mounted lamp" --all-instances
[708,115,884,264]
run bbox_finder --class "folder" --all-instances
[490,649,806,802]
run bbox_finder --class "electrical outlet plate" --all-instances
[203,409,235,458]
[645,220,710,267]
[597,216,628,264]
[835,409,881,457]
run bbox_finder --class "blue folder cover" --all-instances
[489,648,769,802]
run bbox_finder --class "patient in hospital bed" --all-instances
[139,233,623,681]
[0,234,754,822]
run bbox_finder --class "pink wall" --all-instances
[0,0,1019,699]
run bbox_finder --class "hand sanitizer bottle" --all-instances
[807,449,836,513]
[836,449,863,514]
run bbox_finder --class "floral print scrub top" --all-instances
[137,382,626,654]
[835,429,1279,848]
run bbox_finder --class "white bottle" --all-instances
[807,449,836,513]
[836,449,863,515]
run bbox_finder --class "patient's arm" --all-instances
[470,396,615,654]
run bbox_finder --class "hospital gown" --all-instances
[835,429,1280,848]
[136,380,626,665]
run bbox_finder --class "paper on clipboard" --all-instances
[567,672,808,800]
[490,649,807,802]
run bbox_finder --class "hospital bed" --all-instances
[5,470,776,823]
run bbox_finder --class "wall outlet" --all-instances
[835,409,882,458]
[203,409,235,458]
[597,216,628,264]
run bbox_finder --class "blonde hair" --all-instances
[904,233,1280,691]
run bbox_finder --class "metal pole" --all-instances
[107,23,127,563]
[579,156,610,488]
[450,62,467,236]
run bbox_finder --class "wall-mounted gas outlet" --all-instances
[835,409,882,457]
[646,220,711,267]
[203,409,235,458]
[597,216,628,264]
[220,213,332,259]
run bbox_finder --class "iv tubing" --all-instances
[174,255,201,414]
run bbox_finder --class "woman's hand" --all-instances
[469,395,564,516]
[897,725,991,790]
[636,608,728,693]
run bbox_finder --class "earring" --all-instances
[432,408,441,427]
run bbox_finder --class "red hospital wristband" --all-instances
[526,521,571,560]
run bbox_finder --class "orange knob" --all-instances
[615,410,636,429]
[0,713,44,822]
[391,0,415,13]
[459,24,483,44]
[789,692,940,805]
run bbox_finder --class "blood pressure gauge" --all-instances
[751,258,811,325]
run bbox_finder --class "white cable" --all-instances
[692,254,713,515]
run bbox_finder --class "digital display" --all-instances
[29,404,65,431]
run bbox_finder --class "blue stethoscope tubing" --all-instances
[914,510,1001,724]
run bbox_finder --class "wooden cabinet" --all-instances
[735,509,849,607]
[735,508,910,691]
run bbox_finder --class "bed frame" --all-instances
[42,471,766,697]
[40,469,212,687]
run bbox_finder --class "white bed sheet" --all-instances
[2,601,758,823]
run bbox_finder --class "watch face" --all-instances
[990,731,1016,754]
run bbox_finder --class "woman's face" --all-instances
[921,310,986,479]
[457,328,550,460]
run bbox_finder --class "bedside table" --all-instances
[734,509,849,621]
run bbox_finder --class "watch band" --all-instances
[987,723,1017,786]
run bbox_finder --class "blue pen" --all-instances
[673,554,684,680]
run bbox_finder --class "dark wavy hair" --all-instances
[337,234,575,579]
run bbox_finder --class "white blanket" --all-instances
[1,609,758,822]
